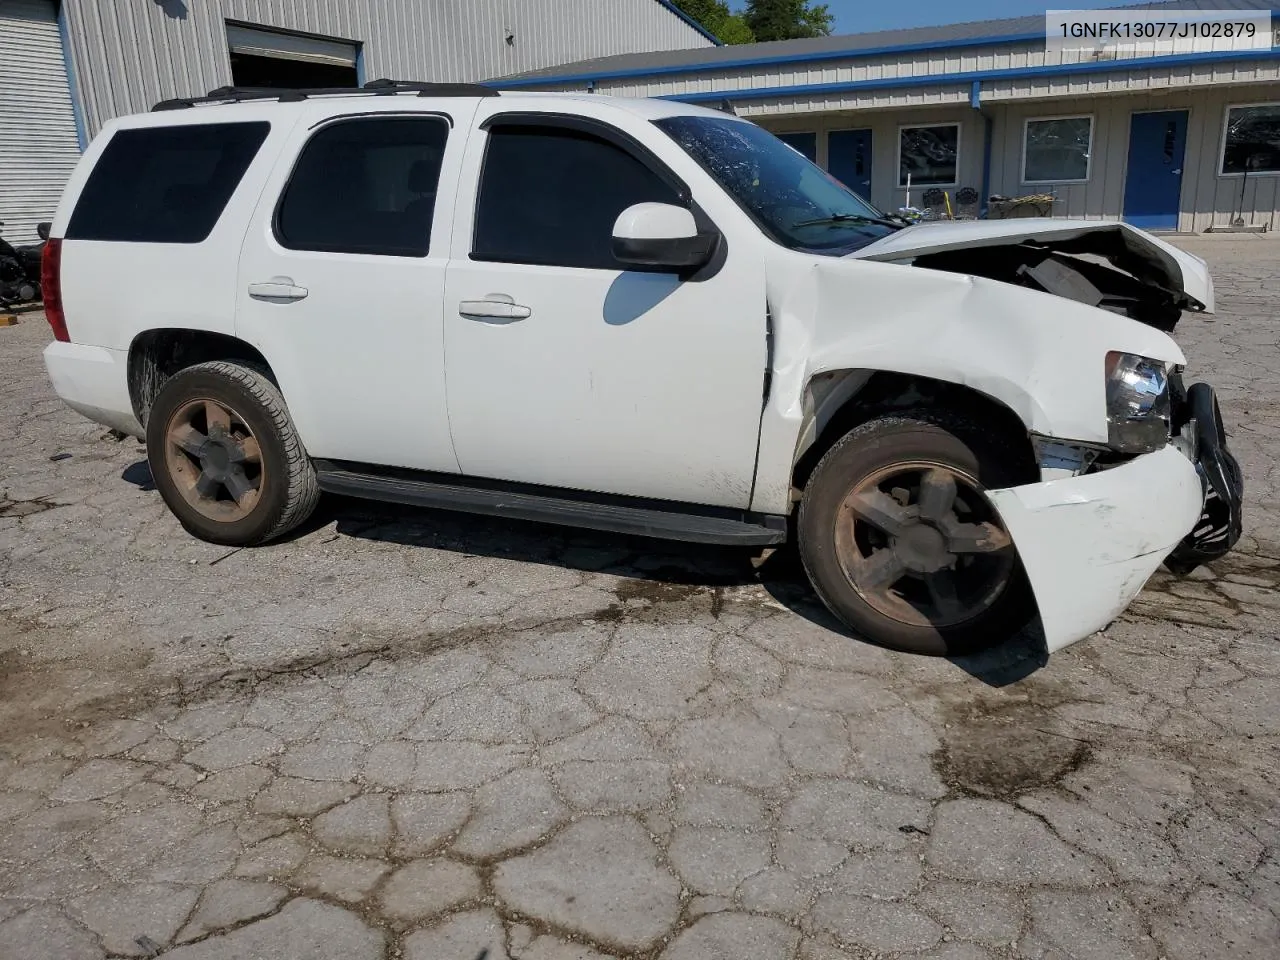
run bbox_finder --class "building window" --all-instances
[1023,115,1093,183]
[898,124,959,187]
[1221,103,1280,175]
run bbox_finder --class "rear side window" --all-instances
[472,124,681,269]
[66,122,270,243]
[275,116,449,257]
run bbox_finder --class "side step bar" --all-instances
[313,460,789,547]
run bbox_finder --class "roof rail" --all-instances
[152,78,498,112]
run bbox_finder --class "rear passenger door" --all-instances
[236,104,475,472]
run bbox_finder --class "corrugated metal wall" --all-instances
[0,0,82,243]
[61,0,712,137]
[581,37,1280,109]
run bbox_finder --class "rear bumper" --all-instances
[989,445,1203,652]
[43,341,143,438]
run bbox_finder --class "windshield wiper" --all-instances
[792,212,904,230]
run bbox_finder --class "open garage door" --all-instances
[0,0,83,244]
[226,23,359,89]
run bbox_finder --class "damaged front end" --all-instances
[1164,373,1245,572]
[850,219,1214,333]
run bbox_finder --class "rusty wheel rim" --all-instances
[833,461,1015,629]
[163,398,264,523]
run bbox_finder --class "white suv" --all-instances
[41,80,1242,656]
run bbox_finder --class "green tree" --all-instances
[672,0,757,44]
[743,0,834,41]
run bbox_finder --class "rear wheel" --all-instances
[146,361,318,546]
[798,412,1034,655]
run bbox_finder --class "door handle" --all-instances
[248,278,309,301]
[1171,169,1182,175]
[459,299,531,322]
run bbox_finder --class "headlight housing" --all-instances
[1105,351,1171,454]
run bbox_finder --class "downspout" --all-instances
[56,0,88,150]
[972,80,993,219]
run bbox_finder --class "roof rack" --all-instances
[152,78,498,111]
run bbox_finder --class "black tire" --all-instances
[797,411,1035,656]
[146,361,319,546]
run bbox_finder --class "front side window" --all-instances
[1024,116,1092,183]
[472,123,681,269]
[1221,104,1280,175]
[657,115,895,257]
[66,121,270,243]
[276,116,448,257]
[899,124,959,187]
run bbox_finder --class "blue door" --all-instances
[827,129,873,201]
[1123,111,1188,230]
[776,131,817,163]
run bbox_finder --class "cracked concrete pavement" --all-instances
[0,235,1277,959]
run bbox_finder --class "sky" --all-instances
[824,0,1142,35]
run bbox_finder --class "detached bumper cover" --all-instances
[989,445,1203,652]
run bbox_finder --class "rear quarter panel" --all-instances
[51,107,303,352]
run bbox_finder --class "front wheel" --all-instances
[797,412,1035,655]
[146,361,319,546]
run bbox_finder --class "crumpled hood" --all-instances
[848,217,1214,313]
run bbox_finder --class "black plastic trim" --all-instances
[1165,382,1244,573]
[313,461,788,546]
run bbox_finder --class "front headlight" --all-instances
[1105,351,1171,454]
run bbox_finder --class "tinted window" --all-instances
[276,117,448,257]
[66,122,269,243]
[473,124,680,269]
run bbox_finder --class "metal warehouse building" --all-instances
[0,0,714,243]
[500,0,1280,233]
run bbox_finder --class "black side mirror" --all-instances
[37,222,51,240]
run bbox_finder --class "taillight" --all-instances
[41,237,68,342]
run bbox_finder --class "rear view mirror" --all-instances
[611,202,717,272]
[37,222,51,240]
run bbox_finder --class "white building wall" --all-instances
[62,0,712,137]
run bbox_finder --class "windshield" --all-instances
[655,114,899,256]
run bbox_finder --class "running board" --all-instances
[313,460,788,546]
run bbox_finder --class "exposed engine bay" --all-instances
[848,219,1213,334]
[911,240,1186,331]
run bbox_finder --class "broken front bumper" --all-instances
[988,445,1204,652]
[1164,381,1245,573]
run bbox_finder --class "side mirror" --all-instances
[37,222,51,241]
[611,202,717,272]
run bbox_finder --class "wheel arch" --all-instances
[790,369,1040,495]
[128,328,276,428]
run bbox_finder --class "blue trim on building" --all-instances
[355,43,366,85]
[653,0,723,47]
[493,31,1044,88]
[969,80,981,110]
[55,0,87,151]
[658,47,1280,104]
